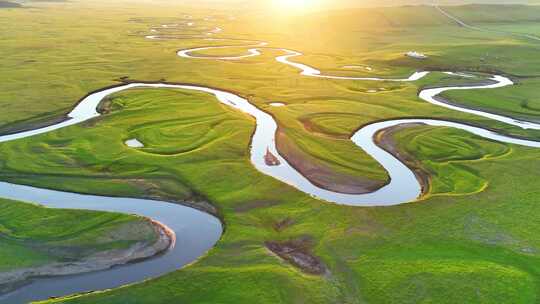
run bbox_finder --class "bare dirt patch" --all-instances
[264,148,281,166]
[272,217,295,232]
[265,237,328,275]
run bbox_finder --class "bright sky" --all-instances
[272,0,323,11]
[187,0,540,13]
[193,0,540,11]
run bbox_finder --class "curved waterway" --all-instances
[4,78,539,209]
[177,40,268,60]
[0,183,222,304]
[176,41,540,204]
[2,27,540,303]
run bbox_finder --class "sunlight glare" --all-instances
[274,0,320,11]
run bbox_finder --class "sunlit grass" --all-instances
[3,2,540,303]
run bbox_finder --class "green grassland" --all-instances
[26,91,539,304]
[443,4,540,25]
[0,199,157,273]
[442,77,540,122]
[0,1,540,303]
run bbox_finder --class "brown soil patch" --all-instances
[264,149,281,166]
[265,237,327,275]
[273,217,295,232]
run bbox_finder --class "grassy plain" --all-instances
[442,77,540,122]
[26,92,539,304]
[0,1,540,303]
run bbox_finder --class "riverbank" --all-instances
[0,218,173,295]
[276,129,388,194]
[374,123,431,198]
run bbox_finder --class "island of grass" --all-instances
[0,199,172,294]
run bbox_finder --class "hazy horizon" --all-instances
[143,0,540,14]
[190,0,540,8]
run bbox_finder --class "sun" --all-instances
[274,0,319,10]
[279,0,308,8]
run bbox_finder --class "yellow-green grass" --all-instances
[2,2,540,132]
[1,1,540,303]
[28,101,540,304]
[442,77,540,122]
[443,4,540,24]
[0,88,535,304]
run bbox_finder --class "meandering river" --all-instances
[1,24,540,303]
